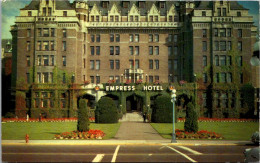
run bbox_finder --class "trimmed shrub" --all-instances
[152,95,173,123]
[4,112,15,118]
[77,99,90,132]
[184,102,198,133]
[95,97,118,123]
[241,84,255,118]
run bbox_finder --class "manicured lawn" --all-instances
[150,122,259,140]
[2,122,121,140]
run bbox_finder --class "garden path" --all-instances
[114,113,165,140]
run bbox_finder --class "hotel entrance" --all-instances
[126,94,143,112]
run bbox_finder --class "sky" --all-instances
[1,0,259,39]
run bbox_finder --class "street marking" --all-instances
[92,154,105,162]
[177,146,202,155]
[166,146,198,162]
[111,145,120,162]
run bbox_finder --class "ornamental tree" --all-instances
[77,99,90,132]
[184,102,198,133]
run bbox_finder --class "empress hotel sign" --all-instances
[105,85,164,91]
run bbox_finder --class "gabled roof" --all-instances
[21,0,74,10]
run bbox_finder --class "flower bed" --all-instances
[177,118,258,123]
[54,130,105,140]
[2,117,95,123]
[175,129,223,139]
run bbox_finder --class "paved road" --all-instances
[2,144,257,162]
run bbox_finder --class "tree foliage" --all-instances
[152,95,173,123]
[95,97,118,123]
[77,99,90,132]
[184,102,198,133]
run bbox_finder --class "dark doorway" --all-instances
[78,94,95,109]
[126,94,143,112]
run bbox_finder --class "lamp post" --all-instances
[146,74,148,83]
[121,74,123,83]
[72,74,75,83]
[194,73,197,115]
[171,88,177,143]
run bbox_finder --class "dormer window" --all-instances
[139,1,145,8]
[223,8,226,16]
[43,8,46,16]
[220,0,223,5]
[123,1,129,8]
[160,1,165,8]
[63,11,67,17]
[28,11,32,16]
[202,11,206,16]
[237,11,241,17]
[102,1,109,8]
[48,7,52,16]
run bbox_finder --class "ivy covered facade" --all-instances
[10,0,257,119]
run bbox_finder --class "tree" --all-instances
[152,95,173,123]
[241,84,255,118]
[77,99,90,132]
[184,102,198,133]
[95,97,118,123]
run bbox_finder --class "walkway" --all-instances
[115,112,165,140]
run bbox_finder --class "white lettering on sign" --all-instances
[105,85,163,91]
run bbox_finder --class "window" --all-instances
[115,60,120,69]
[26,56,30,67]
[62,41,66,51]
[43,28,49,37]
[220,41,226,51]
[37,73,41,83]
[227,73,232,83]
[149,46,153,55]
[227,41,232,51]
[27,29,31,37]
[168,60,172,70]
[123,1,129,8]
[130,46,134,55]
[27,41,31,51]
[169,16,173,21]
[216,73,219,83]
[168,34,172,42]
[174,46,178,55]
[28,11,32,16]
[50,55,54,66]
[240,73,243,83]
[91,16,94,21]
[96,76,100,84]
[51,41,54,50]
[155,60,159,69]
[110,16,114,22]
[115,46,120,55]
[202,11,206,16]
[174,35,178,43]
[237,12,241,17]
[139,1,145,8]
[217,8,221,16]
[43,41,49,51]
[83,58,86,68]
[221,73,226,83]
[38,56,42,66]
[129,60,133,69]
[103,1,108,8]
[130,16,133,22]
[90,76,94,83]
[91,35,95,42]
[43,72,49,83]
[96,46,100,55]
[62,56,66,66]
[135,34,139,42]
[149,60,153,69]
[38,28,42,37]
[135,46,139,55]
[43,55,49,66]
[203,56,207,66]
[203,73,207,83]
[222,93,228,108]
[155,16,158,22]
[238,29,242,37]
[160,1,165,8]
[110,60,114,69]
[110,46,114,55]
[96,60,100,70]
[223,8,226,16]
[91,46,94,55]
[135,60,139,69]
[227,56,232,66]
[129,34,133,42]
[227,28,231,37]
[155,34,159,42]
[215,55,219,66]
[90,60,94,70]
[43,7,46,16]
[238,56,243,66]
[149,34,153,42]
[202,41,207,51]
[115,16,119,22]
[116,34,120,42]
[168,46,172,55]
[214,41,219,51]
[96,35,100,42]
[220,56,226,66]
[174,16,178,22]
[214,28,218,37]
[63,11,67,17]
[220,28,226,37]
[238,41,242,51]
[150,16,153,22]
[174,60,178,71]
[202,29,207,37]
[37,41,41,51]
[109,76,114,81]
[155,76,159,81]
[96,16,99,22]
[48,7,52,16]
[110,34,114,42]
[155,46,159,55]
[149,76,153,83]
[135,16,138,22]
